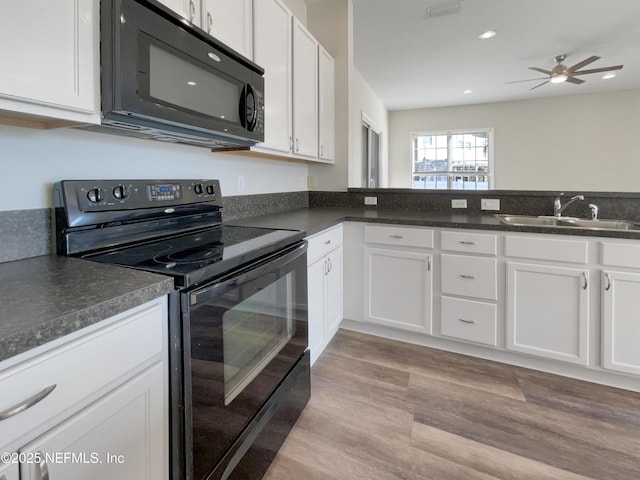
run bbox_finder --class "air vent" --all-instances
[427,1,462,18]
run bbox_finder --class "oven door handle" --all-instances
[187,242,307,307]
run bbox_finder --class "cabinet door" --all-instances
[307,258,326,366]
[364,247,432,334]
[253,0,293,154]
[0,0,97,120]
[602,270,640,375]
[325,247,343,338]
[159,0,200,23]
[292,19,319,158]
[20,364,166,480]
[202,0,252,58]
[506,262,589,365]
[0,461,19,480]
[318,46,335,162]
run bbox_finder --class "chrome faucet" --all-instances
[589,204,599,220]
[553,193,584,217]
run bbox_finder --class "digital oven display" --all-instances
[147,183,182,201]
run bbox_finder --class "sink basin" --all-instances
[495,215,565,227]
[558,218,637,230]
[495,214,638,231]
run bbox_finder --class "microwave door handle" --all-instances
[188,243,307,307]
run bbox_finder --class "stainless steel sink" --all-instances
[495,215,566,227]
[495,214,638,231]
[558,218,637,230]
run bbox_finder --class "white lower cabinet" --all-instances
[19,364,165,480]
[506,262,589,365]
[0,461,19,480]
[602,270,640,375]
[364,246,433,334]
[0,298,168,478]
[307,225,343,365]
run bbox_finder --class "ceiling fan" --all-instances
[507,54,623,90]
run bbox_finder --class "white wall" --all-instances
[0,125,308,211]
[282,0,307,25]
[389,89,640,191]
[349,67,389,188]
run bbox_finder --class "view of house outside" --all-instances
[412,131,491,190]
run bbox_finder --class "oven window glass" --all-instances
[149,44,241,122]
[223,273,294,405]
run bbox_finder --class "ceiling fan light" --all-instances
[478,30,496,40]
[550,74,568,84]
[602,73,617,80]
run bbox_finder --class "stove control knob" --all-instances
[87,188,103,203]
[194,183,203,195]
[113,185,129,200]
[206,184,215,195]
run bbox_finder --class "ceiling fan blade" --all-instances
[567,55,600,73]
[529,67,553,75]
[572,65,623,75]
[505,77,549,84]
[529,80,549,91]
[566,76,585,85]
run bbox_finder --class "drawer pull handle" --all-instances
[0,384,57,421]
[605,273,612,291]
[458,318,476,325]
[38,451,50,480]
[459,241,476,245]
[390,235,404,239]
[459,274,477,280]
[582,272,588,290]
[324,240,331,245]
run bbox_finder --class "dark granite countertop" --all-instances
[228,206,640,239]
[0,255,174,363]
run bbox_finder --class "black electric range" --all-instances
[54,179,310,480]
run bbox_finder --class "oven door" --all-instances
[182,242,308,480]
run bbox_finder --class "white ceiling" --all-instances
[352,0,640,111]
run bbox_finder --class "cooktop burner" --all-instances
[82,225,304,287]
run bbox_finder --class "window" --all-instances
[362,116,381,188]
[412,129,492,190]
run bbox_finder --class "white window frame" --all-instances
[362,112,381,188]
[411,128,494,190]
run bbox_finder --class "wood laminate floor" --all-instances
[263,329,640,480]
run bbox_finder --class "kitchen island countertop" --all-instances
[0,255,174,364]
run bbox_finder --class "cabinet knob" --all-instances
[582,272,588,290]
[389,235,404,239]
[189,0,196,21]
[605,272,612,291]
[295,138,300,152]
[207,12,213,33]
[458,318,477,325]
[38,451,50,480]
[459,274,477,280]
[459,241,476,245]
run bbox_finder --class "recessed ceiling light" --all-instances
[602,73,617,80]
[463,89,472,94]
[187,81,197,86]
[478,30,496,40]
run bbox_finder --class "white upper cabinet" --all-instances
[318,45,335,162]
[292,20,319,159]
[250,0,332,162]
[158,0,199,23]
[202,0,253,59]
[253,0,293,155]
[0,0,99,125]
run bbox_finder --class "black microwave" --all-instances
[89,0,264,149]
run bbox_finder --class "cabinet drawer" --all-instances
[364,224,434,249]
[441,296,497,346]
[505,235,588,264]
[441,230,497,255]
[441,254,497,300]
[0,302,164,451]
[307,224,343,264]
[601,242,640,268]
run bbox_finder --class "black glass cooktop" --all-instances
[82,225,304,288]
